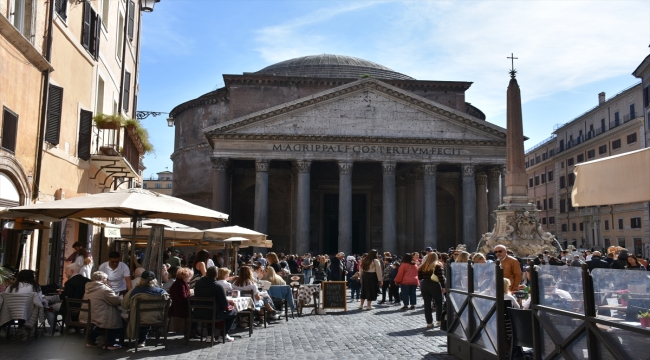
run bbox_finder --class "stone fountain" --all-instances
[478,66,559,257]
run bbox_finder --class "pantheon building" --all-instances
[170,55,507,255]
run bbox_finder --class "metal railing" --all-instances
[525,134,557,154]
[93,127,140,173]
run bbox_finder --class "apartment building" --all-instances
[525,83,648,255]
[142,170,173,195]
[0,0,159,282]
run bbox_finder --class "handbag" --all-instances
[430,272,440,282]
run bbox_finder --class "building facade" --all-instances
[143,170,173,195]
[525,84,649,254]
[0,0,154,283]
[171,55,508,255]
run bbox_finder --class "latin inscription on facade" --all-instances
[272,144,462,156]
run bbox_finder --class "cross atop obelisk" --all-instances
[507,53,518,78]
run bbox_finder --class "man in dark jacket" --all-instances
[59,263,91,319]
[586,251,610,272]
[329,252,345,281]
[193,266,237,342]
[610,250,629,269]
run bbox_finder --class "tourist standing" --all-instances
[418,253,446,328]
[494,245,522,292]
[378,257,393,304]
[301,253,313,284]
[359,250,382,310]
[394,253,419,310]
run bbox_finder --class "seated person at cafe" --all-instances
[163,266,179,291]
[82,271,123,350]
[122,271,169,348]
[59,263,91,333]
[503,278,521,309]
[98,252,132,295]
[261,267,286,285]
[232,266,276,313]
[522,273,572,310]
[168,267,194,334]
[193,266,237,342]
[217,268,233,292]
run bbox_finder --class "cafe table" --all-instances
[296,284,321,315]
[227,296,255,312]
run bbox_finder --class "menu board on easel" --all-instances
[322,281,347,311]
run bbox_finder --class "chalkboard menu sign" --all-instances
[322,281,347,311]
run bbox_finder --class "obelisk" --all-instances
[503,65,534,209]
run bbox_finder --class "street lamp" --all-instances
[166,116,174,127]
[140,0,160,12]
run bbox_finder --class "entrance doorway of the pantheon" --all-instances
[322,193,367,255]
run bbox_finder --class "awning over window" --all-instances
[571,147,650,207]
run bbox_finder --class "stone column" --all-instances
[462,164,477,250]
[413,168,424,250]
[338,161,353,256]
[476,173,489,238]
[405,174,415,252]
[487,167,501,232]
[382,161,397,255]
[294,160,311,255]
[396,176,407,256]
[211,157,230,227]
[500,165,507,203]
[423,163,437,250]
[254,159,270,235]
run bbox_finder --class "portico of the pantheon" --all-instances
[170,55,507,256]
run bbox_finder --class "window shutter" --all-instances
[90,13,101,58]
[1,108,19,153]
[127,0,135,41]
[45,85,64,145]
[55,0,67,21]
[82,1,92,50]
[123,71,131,111]
[77,109,93,160]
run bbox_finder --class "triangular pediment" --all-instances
[204,78,506,146]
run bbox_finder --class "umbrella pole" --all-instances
[130,216,137,272]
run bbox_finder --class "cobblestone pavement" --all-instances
[0,290,457,360]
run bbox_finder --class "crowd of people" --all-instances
[1,240,648,348]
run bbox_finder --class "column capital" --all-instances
[210,157,230,171]
[475,172,488,185]
[338,161,354,175]
[462,164,475,178]
[382,161,396,175]
[294,160,312,173]
[423,163,437,176]
[255,159,270,172]
[488,167,501,180]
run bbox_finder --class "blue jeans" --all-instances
[400,285,417,306]
[303,269,312,283]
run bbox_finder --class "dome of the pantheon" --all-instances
[253,54,415,80]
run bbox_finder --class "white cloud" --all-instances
[252,0,648,124]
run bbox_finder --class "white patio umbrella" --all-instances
[8,188,228,270]
[203,225,269,271]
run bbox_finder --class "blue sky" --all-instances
[136,0,650,178]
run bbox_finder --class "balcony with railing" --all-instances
[89,125,144,186]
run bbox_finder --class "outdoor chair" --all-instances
[506,308,535,360]
[186,297,224,346]
[62,298,91,343]
[132,298,171,352]
[240,290,268,328]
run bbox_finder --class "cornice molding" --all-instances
[203,78,506,140]
[207,133,505,147]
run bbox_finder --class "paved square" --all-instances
[0,291,456,360]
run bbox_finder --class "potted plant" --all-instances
[93,113,126,129]
[617,290,630,306]
[637,311,650,328]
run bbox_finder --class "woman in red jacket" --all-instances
[393,253,419,310]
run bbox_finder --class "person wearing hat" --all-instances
[167,250,182,268]
[122,270,169,348]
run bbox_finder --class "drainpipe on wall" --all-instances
[117,2,130,114]
[33,0,55,201]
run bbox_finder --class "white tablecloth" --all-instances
[297,284,321,305]
[227,296,255,312]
